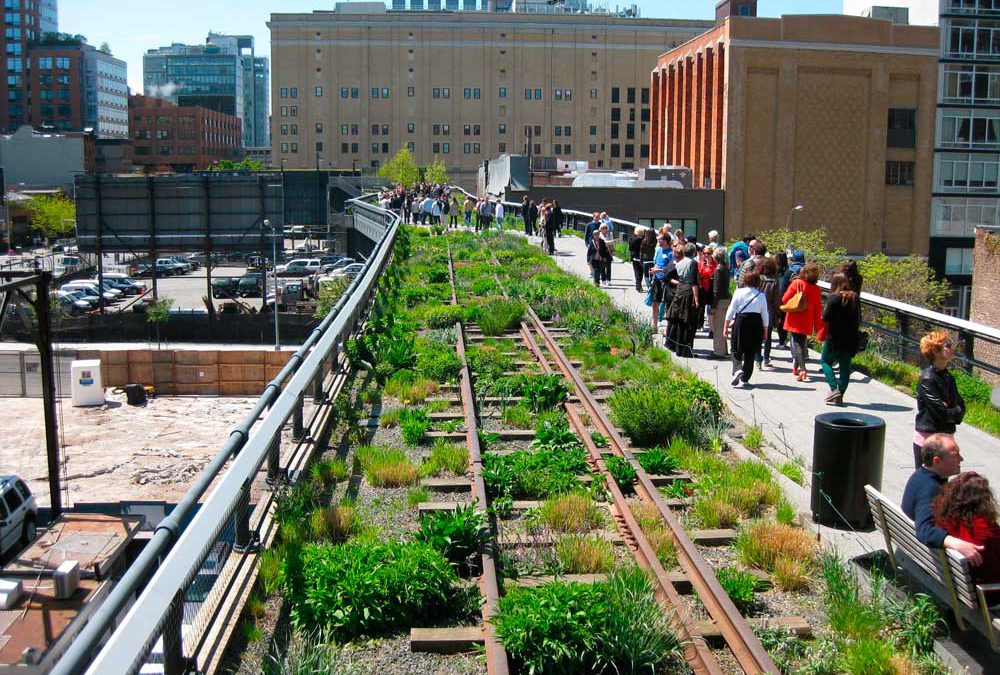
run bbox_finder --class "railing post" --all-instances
[959,329,975,374]
[312,367,325,403]
[292,393,305,440]
[897,311,910,362]
[265,435,280,485]
[162,589,186,675]
[233,479,253,551]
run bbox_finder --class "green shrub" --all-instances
[421,439,468,476]
[636,448,679,475]
[483,445,589,500]
[743,425,764,450]
[839,638,896,675]
[494,569,681,674]
[716,567,761,613]
[605,456,637,488]
[424,305,467,329]
[286,541,457,639]
[609,380,716,447]
[475,299,525,335]
[468,347,517,382]
[274,481,323,541]
[471,277,500,296]
[532,415,579,449]
[953,369,992,404]
[414,342,462,383]
[416,504,488,571]
[399,408,430,445]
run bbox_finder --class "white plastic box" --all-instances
[70,359,104,407]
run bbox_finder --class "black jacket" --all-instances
[821,293,860,355]
[586,238,610,265]
[628,235,643,261]
[915,366,965,434]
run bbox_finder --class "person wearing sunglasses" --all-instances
[914,331,966,469]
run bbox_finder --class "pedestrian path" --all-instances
[541,232,998,559]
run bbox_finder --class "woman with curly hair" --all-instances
[933,472,1000,588]
[914,330,965,468]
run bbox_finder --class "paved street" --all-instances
[542,232,999,560]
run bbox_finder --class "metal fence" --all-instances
[0,350,76,397]
[51,197,399,675]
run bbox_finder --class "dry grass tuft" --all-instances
[310,505,357,542]
[694,497,741,529]
[538,493,604,533]
[736,521,816,573]
[556,535,615,574]
[630,501,678,568]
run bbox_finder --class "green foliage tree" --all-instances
[209,157,265,172]
[377,146,420,188]
[314,276,350,318]
[99,41,112,54]
[754,228,846,278]
[857,254,950,310]
[424,157,449,185]
[26,194,76,240]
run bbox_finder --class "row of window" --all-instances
[281,141,647,158]
[947,19,1000,59]
[282,85,637,102]
[934,196,999,237]
[36,56,72,70]
[942,63,1000,104]
[948,0,1000,15]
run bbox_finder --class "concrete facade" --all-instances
[650,15,939,256]
[0,126,86,190]
[268,8,712,174]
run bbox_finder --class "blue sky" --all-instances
[60,0,844,94]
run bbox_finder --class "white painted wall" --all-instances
[842,0,939,26]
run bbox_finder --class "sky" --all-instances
[60,0,845,94]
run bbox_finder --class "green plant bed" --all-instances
[482,445,589,500]
[284,541,459,639]
[474,298,526,335]
[608,376,722,447]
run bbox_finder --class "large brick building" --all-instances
[649,11,939,255]
[129,95,242,172]
[268,5,711,179]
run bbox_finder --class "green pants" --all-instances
[820,342,853,393]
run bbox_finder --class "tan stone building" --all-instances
[268,6,711,180]
[970,226,1000,383]
[650,14,939,255]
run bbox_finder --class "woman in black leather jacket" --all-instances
[913,330,965,468]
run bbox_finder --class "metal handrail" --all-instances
[52,197,399,675]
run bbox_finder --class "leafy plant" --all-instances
[556,535,614,574]
[523,374,569,412]
[538,493,604,533]
[414,342,462,383]
[501,404,534,428]
[416,504,488,572]
[263,629,353,675]
[424,305,467,329]
[259,547,284,596]
[399,408,430,445]
[716,567,761,613]
[285,541,457,639]
[590,431,609,448]
[609,380,720,447]
[743,425,765,450]
[475,298,525,335]
[483,445,589,500]
[532,415,578,448]
[636,448,678,475]
[421,439,468,476]
[605,456,637,488]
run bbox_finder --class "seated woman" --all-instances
[933,471,1000,590]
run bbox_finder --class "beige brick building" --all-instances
[970,227,1000,383]
[650,14,939,255]
[268,7,711,179]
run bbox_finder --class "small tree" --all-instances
[377,146,420,188]
[147,298,174,348]
[424,157,449,186]
[209,157,265,171]
[99,41,112,54]
[858,254,950,311]
[754,228,846,278]
[26,194,76,241]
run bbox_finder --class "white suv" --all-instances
[0,476,37,556]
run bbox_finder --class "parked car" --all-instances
[61,281,118,303]
[62,288,98,309]
[319,255,345,267]
[53,290,91,314]
[154,258,186,275]
[73,279,123,299]
[0,476,38,556]
[97,273,146,295]
[275,258,321,275]
[211,276,242,299]
[238,273,265,297]
[133,261,179,278]
[172,255,200,271]
[328,263,366,280]
[322,257,356,274]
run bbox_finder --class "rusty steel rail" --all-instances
[516,323,722,675]
[446,249,510,675]
[523,306,779,675]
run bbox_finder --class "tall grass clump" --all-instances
[421,439,469,476]
[475,299,525,335]
[355,444,419,487]
[494,569,682,674]
[263,629,352,675]
[556,535,615,574]
[537,493,604,533]
[631,501,678,568]
[608,377,721,447]
[736,521,816,591]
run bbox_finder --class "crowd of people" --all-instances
[622,227,864,405]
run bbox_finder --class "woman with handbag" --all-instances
[725,271,769,388]
[780,262,823,381]
[709,246,731,359]
[819,272,861,405]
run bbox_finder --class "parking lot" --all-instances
[153,266,257,310]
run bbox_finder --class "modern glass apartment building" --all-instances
[933,0,999,315]
[143,34,270,148]
[83,46,128,139]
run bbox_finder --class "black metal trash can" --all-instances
[811,412,886,530]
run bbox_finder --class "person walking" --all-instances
[463,195,474,229]
[586,229,611,287]
[495,199,505,231]
[598,223,613,285]
[521,195,530,232]
[913,331,966,468]
[649,232,675,331]
[725,271,769,388]
[819,272,861,406]
[840,259,864,294]
[526,200,539,238]
[667,242,701,357]
[449,195,460,228]
[756,257,780,370]
[551,200,564,237]
[629,227,646,292]
[774,251,790,348]
[709,246,731,359]
[639,228,657,293]
[544,204,558,254]
[780,262,823,381]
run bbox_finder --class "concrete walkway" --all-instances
[540,232,998,560]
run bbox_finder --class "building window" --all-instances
[340,87,348,98]
[407,122,415,133]
[351,87,359,98]
[314,86,323,97]
[611,87,620,103]
[564,126,571,137]
[534,88,542,100]
[290,124,298,135]
[290,87,298,98]
[641,87,649,105]
[887,108,917,148]
[611,144,620,157]
[382,124,389,135]
[464,87,472,99]
[351,124,358,135]
[280,106,288,116]
[525,88,532,100]
[625,144,635,158]
[341,142,349,153]
[499,142,506,152]
[290,106,298,117]
[281,142,289,152]
[433,124,441,135]
[886,160,915,186]
[316,122,324,133]
[433,142,441,153]
[372,87,379,98]
[474,124,480,135]
[611,123,619,139]
[372,143,379,154]
[443,124,450,135]
[407,141,415,152]
[442,142,450,153]
[408,86,415,97]
[351,143,358,153]
[499,86,506,98]
[464,124,470,136]
[554,144,562,154]
[281,87,290,98]
[641,144,649,158]
[316,142,324,152]
[945,247,974,275]
[443,87,450,98]
[280,124,288,135]
[589,143,597,153]
[534,125,542,136]
[56,57,70,69]
[533,143,541,154]
[555,90,562,101]
[611,108,621,121]
[372,124,380,136]
[382,87,390,98]
[340,124,348,134]
[590,88,598,99]
[938,154,1000,189]
[464,142,471,154]
[498,123,506,134]
[626,123,635,140]
[433,88,441,99]
[554,126,562,137]
[590,125,597,136]
[940,112,1000,149]
[290,143,298,153]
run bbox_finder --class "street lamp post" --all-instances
[264,219,279,351]
[783,204,804,253]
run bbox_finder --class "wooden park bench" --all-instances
[865,484,1000,650]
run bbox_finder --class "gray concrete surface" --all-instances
[542,232,999,560]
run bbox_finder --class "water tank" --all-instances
[70,359,104,407]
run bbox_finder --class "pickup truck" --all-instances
[155,258,186,275]
[211,276,242,299]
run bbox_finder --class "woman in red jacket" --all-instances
[933,472,1000,591]
[781,262,824,381]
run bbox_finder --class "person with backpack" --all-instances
[781,261,824,381]
[756,257,781,370]
[725,270,769,388]
[819,272,861,405]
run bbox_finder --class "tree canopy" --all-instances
[377,146,420,188]
[423,157,449,185]
[208,158,265,172]
[26,194,76,239]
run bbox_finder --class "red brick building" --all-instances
[27,45,86,133]
[129,95,242,172]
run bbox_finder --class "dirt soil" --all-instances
[2,392,260,508]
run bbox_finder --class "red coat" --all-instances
[781,278,823,336]
[938,514,1000,588]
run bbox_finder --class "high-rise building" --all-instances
[268,6,710,177]
[2,0,47,132]
[39,0,58,33]
[83,46,129,139]
[650,12,938,256]
[143,34,270,148]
